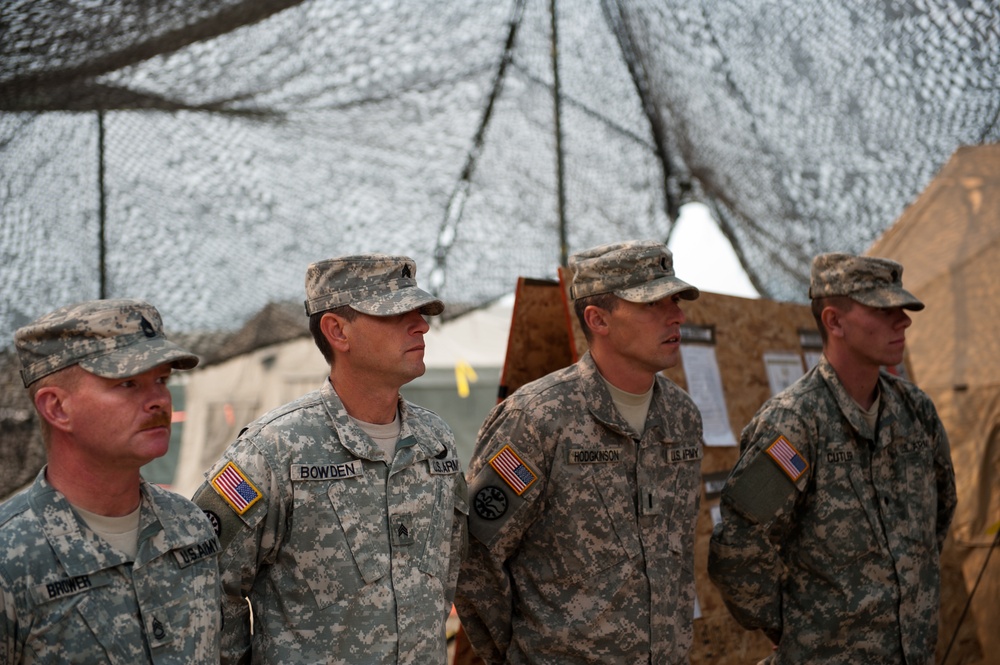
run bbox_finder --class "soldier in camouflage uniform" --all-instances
[708,253,958,665]
[1,299,221,663]
[455,240,705,665]
[193,254,468,665]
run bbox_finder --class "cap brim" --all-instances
[615,276,700,303]
[852,288,925,311]
[79,338,200,379]
[350,287,445,317]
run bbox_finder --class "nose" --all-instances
[663,298,686,326]
[895,309,912,330]
[147,381,172,412]
[406,310,430,335]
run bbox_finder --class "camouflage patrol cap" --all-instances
[304,254,444,317]
[809,252,924,310]
[14,299,199,387]
[569,240,699,302]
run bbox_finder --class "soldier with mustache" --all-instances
[1,299,221,663]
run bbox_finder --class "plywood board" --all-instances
[497,278,575,402]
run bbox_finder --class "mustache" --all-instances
[140,412,172,430]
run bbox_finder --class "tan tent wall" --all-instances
[867,143,999,664]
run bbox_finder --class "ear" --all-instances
[320,312,351,353]
[34,386,74,434]
[582,304,611,338]
[821,305,845,340]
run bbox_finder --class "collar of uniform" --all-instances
[322,380,384,461]
[29,469,129,576]
[816,356,878,444]
[577,351,644,438]
[136,479,206,564]
[321,380,449,463]
[396,398,450,461]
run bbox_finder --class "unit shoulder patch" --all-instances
[473,485,509,520]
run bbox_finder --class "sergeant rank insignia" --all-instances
[489,445,537,495]
[211,461,262,515]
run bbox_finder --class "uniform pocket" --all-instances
[418,473,469,581]
[542,466,640,585]
[74,592,137,665]
[900,442,936,545]
[144,596,191,663]
[289,477,387,609]
[797,461,881,572]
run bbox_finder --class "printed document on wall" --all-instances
[763,351,806,396]
[680,344,736,446]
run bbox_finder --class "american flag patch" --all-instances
[211,461,262,515]
[489,445,537,495]
[766,435,808,482]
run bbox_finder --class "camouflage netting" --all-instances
[2,0,998,345]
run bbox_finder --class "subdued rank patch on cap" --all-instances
[765,435,808,482]
[211,461,262,515]
[808,252,924,311]
[13,298,199,387]
[568,239,699,303]
[488,445,537,495]
[303,253,444,317]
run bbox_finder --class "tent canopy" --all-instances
[2,1,998,344]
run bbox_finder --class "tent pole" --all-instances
[550,0,568,267]
[97,109,107,299]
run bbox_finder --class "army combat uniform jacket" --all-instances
[0,469,222,664]
[193,380,469,665]
[455,352,704,665]
[708,356,957,665]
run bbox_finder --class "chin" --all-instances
[402,364,426,383]
[137,434,171,460]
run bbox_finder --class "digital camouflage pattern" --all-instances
[708,356,957,665]
[192,380,468,665]
[0,470,221,663]
[568,240,699,303]
[303,254,444,317]
[808,252,924,311]
[14,298,199,388]
[455,352,704,665]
